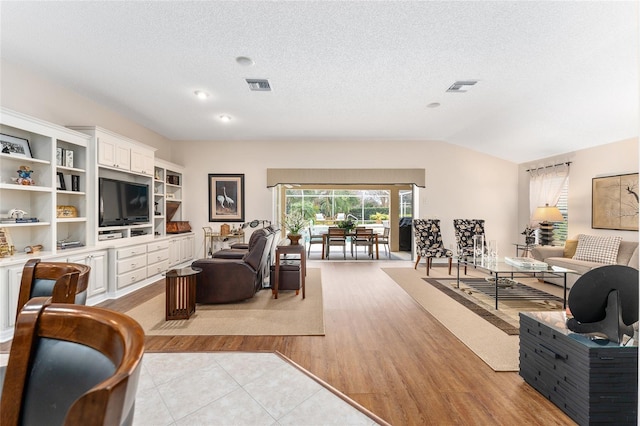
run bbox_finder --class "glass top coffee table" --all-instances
[456,256,577,310]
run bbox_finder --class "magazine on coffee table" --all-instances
[504,256,548,269]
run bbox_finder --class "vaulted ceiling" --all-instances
[1,1,637,163]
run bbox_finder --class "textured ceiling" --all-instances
[1,1,638,163]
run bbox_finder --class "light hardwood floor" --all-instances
[96,259,575,426]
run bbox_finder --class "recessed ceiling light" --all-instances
[194,90,209,99]
[427,102,441,108]
[218,115,232,122]
[236,56,255,66]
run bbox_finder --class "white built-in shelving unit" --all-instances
[0,109,195,342]
[154,159,184,238]
[0,108,90,259]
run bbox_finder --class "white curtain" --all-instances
[529,163,570,221]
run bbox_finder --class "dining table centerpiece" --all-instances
[337,219,356,232]
[283,211,307,245]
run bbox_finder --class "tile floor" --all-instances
[1,352,379,426]
[136,352,380,426]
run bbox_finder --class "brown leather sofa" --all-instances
[192,230,274,304]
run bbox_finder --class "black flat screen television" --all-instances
[99,177,150,227]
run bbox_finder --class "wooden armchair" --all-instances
[0,297,145,425]
[16,259,91,317]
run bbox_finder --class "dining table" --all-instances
[321,229,380,260]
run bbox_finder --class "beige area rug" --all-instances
[125,268,324,336]
[382,268,563,372]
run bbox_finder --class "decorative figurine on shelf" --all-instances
[14,166,35,185]
[8,209,27,219]
[521,225,536,245]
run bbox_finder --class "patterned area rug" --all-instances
[423,278,563,335]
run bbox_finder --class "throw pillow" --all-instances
[563,239,578,258]
[572,234,622,264]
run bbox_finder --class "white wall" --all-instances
[518,137,639,243]
[0,60,175,160]
[175,139,519,258]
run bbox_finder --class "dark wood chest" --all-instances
[519,311,637,425]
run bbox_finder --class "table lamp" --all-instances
[532,203,564,246]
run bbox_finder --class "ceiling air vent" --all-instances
[245,79,272,91]
[446,80,478,93]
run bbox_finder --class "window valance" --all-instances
[266,168,425,188]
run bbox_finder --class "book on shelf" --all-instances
[1,217,40,223]
[56,147,64,166]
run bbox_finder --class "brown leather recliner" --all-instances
[212,228,268,259]
[192,230,274,304]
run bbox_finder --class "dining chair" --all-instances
[307,225,326,257]
[352,227,374,259]
[326,227,347,259]
[378,227,391,258]
[1,297,145,426]
[413,219,453,276]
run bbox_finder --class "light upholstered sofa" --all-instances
[531,234,639,288]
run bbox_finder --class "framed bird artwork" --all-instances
[208,173,245,223]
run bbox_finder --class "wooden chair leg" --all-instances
[414,255,421,270]
[448,258,452,275]
[426,258,431,276]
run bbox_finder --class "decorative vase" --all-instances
[288,234,302,245]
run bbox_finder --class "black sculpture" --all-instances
[566,265,638,343]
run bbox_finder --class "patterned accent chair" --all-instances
[453,219,486,273]
[453,219,486,256]
[413,219,453,276]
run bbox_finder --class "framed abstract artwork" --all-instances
[208,173,245,222]
[592,173,638,231]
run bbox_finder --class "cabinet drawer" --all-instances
[117,254,147,274]
[117,268,147,289]
[147,260,169,277]
[117,245,147,259]
[147,248,169,265]
[147,241,169,253]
